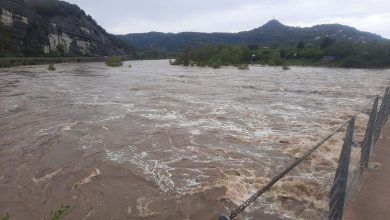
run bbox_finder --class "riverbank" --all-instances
[0,56,133,68]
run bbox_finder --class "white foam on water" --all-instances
[32,168,62,184]
[141,110,183,121]
[105,148,176,193]
[77,133,106,151]
[190,129,202,135]
[60,121,80,131]
[74,168,101,186]
[136,197,157,217]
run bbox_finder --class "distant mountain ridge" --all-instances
[117,19,387,52]
[0,0,135,57]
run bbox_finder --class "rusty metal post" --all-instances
[384,87,390,123]
[329,118,355,220]
[374,87,389,144]
[381,87,390,125]
[361,96,379,168]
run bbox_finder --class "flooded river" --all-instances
[0,60,389,219]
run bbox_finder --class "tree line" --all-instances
[171,38,390,69]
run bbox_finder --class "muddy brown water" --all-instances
[0,60,389,220]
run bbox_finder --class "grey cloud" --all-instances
[65,0,390,38]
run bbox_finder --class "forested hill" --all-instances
[117,19,386,52]
[0,0,135,57]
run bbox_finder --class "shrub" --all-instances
[1,213,10,220]
[237,64,249,70]
[48,63,56,71]
[0,60,12,68]
[189,60,196,67]
[208,58,222,69]
[105,56,123,67]
[49,205,70,220]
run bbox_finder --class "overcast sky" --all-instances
[65,0,390,38]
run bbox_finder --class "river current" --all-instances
[0,60,389,219]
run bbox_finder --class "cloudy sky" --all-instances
[65,0,390,38]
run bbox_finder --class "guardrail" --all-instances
[218,86,390,220]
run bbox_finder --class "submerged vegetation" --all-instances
[105,56,123,67]
[49,205,70,220]
[237,64,249,70]
[172,38,390,69]
[48,63,56,71]
[1,213,10,220]
[0,205,70,220]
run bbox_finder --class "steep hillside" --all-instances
[118,19,386,52]
[0,0,135,57]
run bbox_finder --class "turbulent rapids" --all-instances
[0,60,389,219]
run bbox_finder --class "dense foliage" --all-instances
[136,47,172,60]
[105,56,123,67]
[172,39,390,69]
[23,0,93,22]
[323,41,390,68]
[172,45,251,68]
[0,24,13,57]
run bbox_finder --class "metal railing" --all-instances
[218,86,390,220]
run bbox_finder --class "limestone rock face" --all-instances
[0,0,134,57]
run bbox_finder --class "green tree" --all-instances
[218,47,231,64]
[320,37,335,49]
[56,44,66,55]
[297,41,305,49]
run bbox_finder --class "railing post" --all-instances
[384,87,390,123]
[381,87,390,125]
[374,87,389,144]
[329,118,355,220]
[361,96,379,168]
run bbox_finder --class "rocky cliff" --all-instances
[0,0,135,57]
